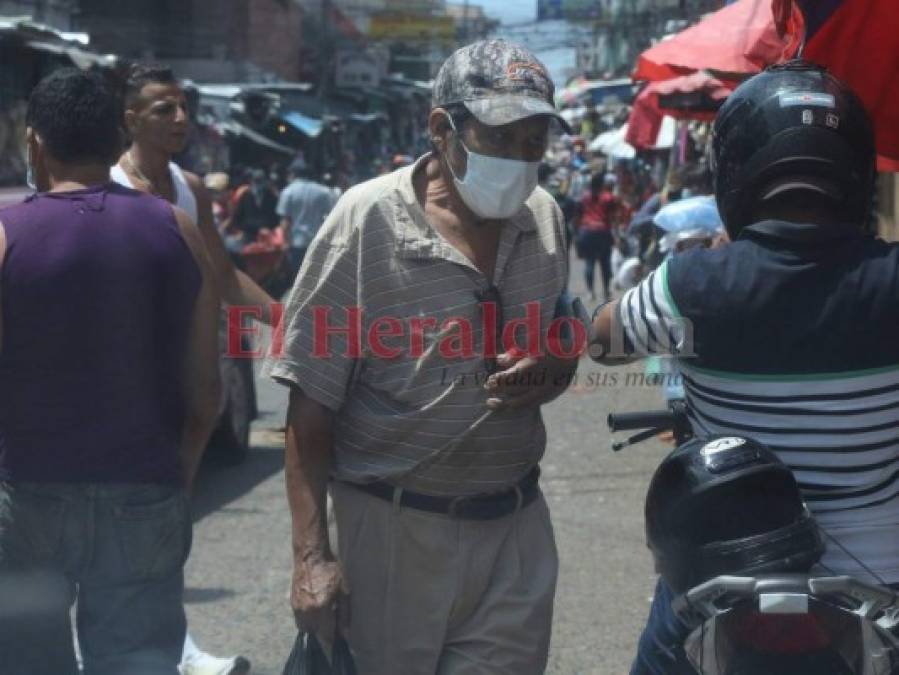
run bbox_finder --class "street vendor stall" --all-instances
[0,17,117,186]
[626,73,734,150]
[633,0,799,82]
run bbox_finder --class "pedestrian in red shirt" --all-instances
[575,172,621,301]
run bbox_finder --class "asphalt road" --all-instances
[185,273,670,675]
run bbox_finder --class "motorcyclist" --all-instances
[589,61,899,673]
[645,195,726,406]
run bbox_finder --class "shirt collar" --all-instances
[392,153,538,260]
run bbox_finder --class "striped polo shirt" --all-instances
[267,154,567,496]
[617,220,899,583]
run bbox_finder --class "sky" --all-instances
[476,0,537,25]
[474,1,577,87]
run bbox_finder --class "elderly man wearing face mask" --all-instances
[267,39,578,675]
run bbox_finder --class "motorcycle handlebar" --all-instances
[607,410,676,432]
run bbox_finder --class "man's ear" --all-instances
[123,107,140,136]
[428,108,452,155]
[25,126,41,158]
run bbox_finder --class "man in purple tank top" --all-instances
[0,69,219,675]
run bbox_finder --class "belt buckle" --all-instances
[447,486,524,520]
[447,495,472,519]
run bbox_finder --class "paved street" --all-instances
[186,275,670,675]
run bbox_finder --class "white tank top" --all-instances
[110,161,199,224]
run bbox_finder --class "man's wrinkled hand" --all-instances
[484,349,579,411]
[290,553,349,640]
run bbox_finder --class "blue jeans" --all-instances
[0,482,192,675]
[630,579,696,675]
[578,230,613,298]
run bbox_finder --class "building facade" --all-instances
[575,0,723,77]
[0,0,305,82]
[0,0,76,30]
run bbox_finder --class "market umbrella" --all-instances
[773,0,899,162]
[588,125,636,159]
[633,0,800,82]
[626,73,734,150]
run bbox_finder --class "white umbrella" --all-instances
[654,116,677,149]
[589,124,636,159]
[560,106,585,125]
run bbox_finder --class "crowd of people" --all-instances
[536,134,716,304]
[1,34,898,675]
[197,158,341,298]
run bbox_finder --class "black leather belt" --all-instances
[342,467,540,520]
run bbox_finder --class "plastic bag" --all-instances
[281,632,358,675]
[652,195,723,234]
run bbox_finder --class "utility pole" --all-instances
[319,0,331,100]
[463,0,470,44]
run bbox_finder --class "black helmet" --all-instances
[645,435,824,595]
[712,60,875,240]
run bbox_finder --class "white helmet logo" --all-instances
[701,437,747,457]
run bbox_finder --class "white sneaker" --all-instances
[179,652,251,675]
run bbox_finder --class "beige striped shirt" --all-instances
[266,154,567,495]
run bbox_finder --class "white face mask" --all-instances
[445,116,540,220]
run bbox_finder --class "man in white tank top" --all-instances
[117,63,255,675]
[117,63,277,326]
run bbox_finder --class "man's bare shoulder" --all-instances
[169,205,208,260]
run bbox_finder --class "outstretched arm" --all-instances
[173,207,221,490]
[184,171,279,325]
[589,261,685,365]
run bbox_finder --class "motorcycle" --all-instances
[608,405,899,674]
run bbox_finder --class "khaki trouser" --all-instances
[330,480,558,675]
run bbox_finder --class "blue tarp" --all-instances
[281,110,323,138]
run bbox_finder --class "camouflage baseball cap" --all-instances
[432,39,571,132]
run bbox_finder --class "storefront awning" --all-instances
[633,0,799,82]
[16,40,117,70]
[349,112,387,123]
[280,111,323,138]
[26,39,116,69]
[225,121,296,155]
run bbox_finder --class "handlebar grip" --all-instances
[607,410,676,432]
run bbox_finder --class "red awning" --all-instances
[634,0,800,82]
[774,0,899,162]
[626,73,735,150]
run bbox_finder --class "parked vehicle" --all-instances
[609,406,899,674]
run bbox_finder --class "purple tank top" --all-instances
[0,183,201,484]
